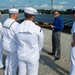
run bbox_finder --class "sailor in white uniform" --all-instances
[3,8,19,75]
[0,12,4,69]
[70,7,75,75]
[15,7,44,75]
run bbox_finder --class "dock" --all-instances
[0,28,71,75]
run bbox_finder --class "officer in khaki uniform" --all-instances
[15,7,44,75]
[0,12,4,69]
[3,8,19,75]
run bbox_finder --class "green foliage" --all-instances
[37,9,72,14]
[0,9,72,14]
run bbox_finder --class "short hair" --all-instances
[24,13,34,19]
[9,13,15,17]
[54,10,60,14]
[72,10,75,14]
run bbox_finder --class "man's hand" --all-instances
[71,42,75,47]
[50,25,54,29]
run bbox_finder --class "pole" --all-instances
[29,0,31,6]
[13,4,14,8]
[11,0,15,8]
[33,0,34,7]
[51,0,53,14]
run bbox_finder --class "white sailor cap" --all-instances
[9,8,19,14]
[24,7,37,15]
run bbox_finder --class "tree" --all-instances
[65,9,72,14]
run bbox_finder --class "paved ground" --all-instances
[0,28,71,75]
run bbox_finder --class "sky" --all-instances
[0,0,75,10]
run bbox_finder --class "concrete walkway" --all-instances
[0,28,71,75]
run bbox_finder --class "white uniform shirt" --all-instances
[71,22,75,42]
[0,22,3,39]
[15,20,44,61]
[3,18,19,52]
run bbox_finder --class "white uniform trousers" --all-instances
[4,51,18,75]
[70,47,75,75]
[19,59,39,75]
[0,39,4,68]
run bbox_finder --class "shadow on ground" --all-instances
[62,29,71,34]
[40,48,69,75]
[2,49,69,75]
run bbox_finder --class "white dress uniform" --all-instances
[70,21,75,75]
[15,7,44,75]
[3,8,19,75]
[0,22,4,68]
[70,7,75,75]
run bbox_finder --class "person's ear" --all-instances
[12,14,15,17]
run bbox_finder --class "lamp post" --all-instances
[10,0,15,8]
[29,0,31,6]
[51,0,53,14]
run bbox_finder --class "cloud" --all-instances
[34,4,49,9]
[53,5,64,10]
[34,4,65,10]
[59,1,68,5]
[10,0,15,2]
[18,1,22,4]
[40,4,48,8]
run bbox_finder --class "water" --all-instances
[0,14,74,26]
[0,13,24,23]
[34,14,74,26]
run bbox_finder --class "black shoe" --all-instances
[48,52,55,55]
[54,57,60,60]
